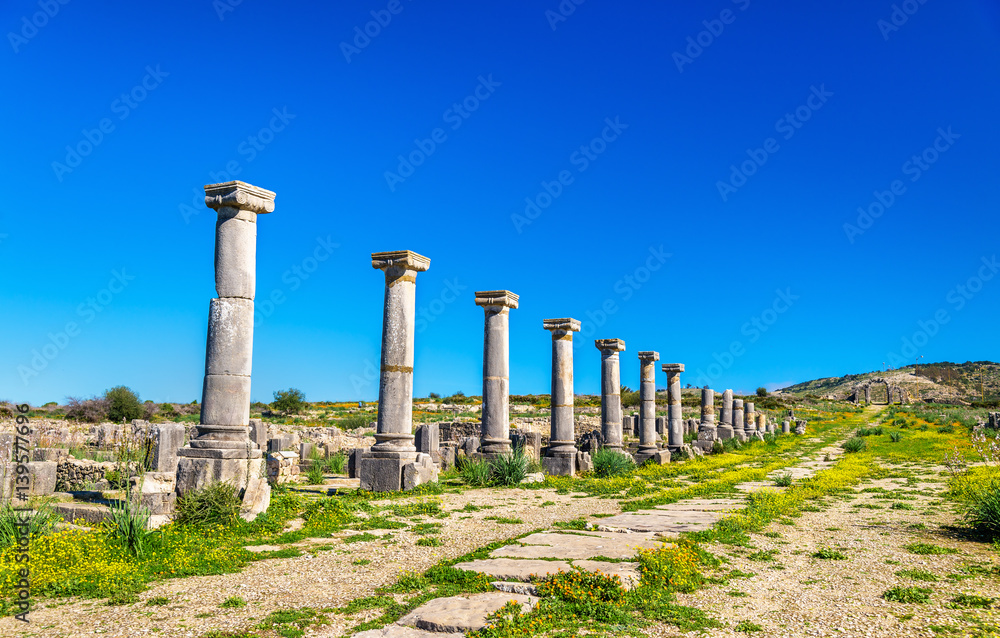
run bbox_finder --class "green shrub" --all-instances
[593,448,636,478]
[812,548,847,560]
[305,463,325,485]
[856,426,883,437]
[883,586,932,603]
[961,480,1000,538]
[416,537,443,547]
[905,542,958,555]
[325,452,347,475]
[338,415,370,430]
[948,594,995,608]
[736,620,763,633]
[272,388,306,415]
[896,569,939,582]
[937,425,956,434]
[763,433,778,446]
[489,448,528,487]
[220,596,247,608]
[175,482,242,527]
[842,437,867,453]
[104,386,144,423]
[773,473,792,487]
[889,431,903,442]
[0,502,60,549]
[457,456,492,487]
[105,501,154,557]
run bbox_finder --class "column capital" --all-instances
[638,351,660,362]
[543,318,581,334]
[372,250,430,272]
[475,290,519,309]
[661,363,685,373]
[205,181,276,215]
[595,338,626,353]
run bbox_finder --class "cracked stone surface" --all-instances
[491,531,662,560]
[454,557,572,581]
[398,592,537,633]
[352,625,464,638]
[594,509,723,533]
[573,560,641,588]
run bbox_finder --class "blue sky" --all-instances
[2,0,998,405]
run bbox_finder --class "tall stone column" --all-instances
[635,352,669,464]
[733,399,745,441]
[718,389,734,440]
[543,319,581,476]
[476,290,519,457]
[745,401,757,435]
[176,181,274,521]
[661,363,685,450]
[595,339,626,452]
[696,388,717,450]
[758,413,768,434]
[360,250,435,492]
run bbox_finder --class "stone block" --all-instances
[149,423,185,472]
[348,447,369,478]
[140,492,177,516]
[27,461,57,495]
[439,444,457,471]
[460,436,480,457]
[402,453,438,490]
[415,423,440,456]
[240,474,270,521]
[542,455,575,476]
[200,373,251,427]
[175,456,261,496]
[140,472,176,494]
[359,454,413,492]
[717,425,735,441]
[249,418,267,451]
[300,442,316,462]
[633,449,670,466]
[576,451,593,473]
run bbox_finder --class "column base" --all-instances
[542,455,576,476]
[359,451,437,492]
[175,455,270,522]
[634,449,671,465]
[717,425,735,440]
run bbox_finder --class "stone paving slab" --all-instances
[492,581,540,596]
[454,558,572,581]
[398,592,537,633]
[352,625,464,638]
[491,532,661,560]
[594,509,722,533]
[652,498,744,511]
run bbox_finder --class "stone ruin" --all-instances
[848,377,909,405]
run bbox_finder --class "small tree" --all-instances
[105,386,144,423]
[272,388,306,415]
[756,387,768,398]
[66,396,110,422]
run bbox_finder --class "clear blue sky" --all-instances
[2,0,998,405]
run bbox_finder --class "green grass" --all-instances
[811,548,847,560]
[773,472,793,487]
[145,596,169,606]
[842,437,867,453]
[896,569,940,582]
[592,448,637,478]
[905,542,958,556]
[883,586,932,604]
[947,594,995,609]
[220,596,247,608]
[416,537,443,547]
[735,619,764,633]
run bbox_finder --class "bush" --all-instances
[272,388,306,415]
[593,448,636,478]
[175,482,242,527]
[773,473,792,487]
[905,542,958,555]
[811,548,847,560]
[842,437,867,453]
[889,431,903,443]
[325,452,347,475]
[490,448,528,487]
[856,426,883,437]
[0,502,59,549]
[338,414,370,430]
[305,464,325,485]
[65,396,109,422]
[457,456,492,487]
[961,480,1000,538]
[105,501,154,557]
[883,586,931,604]
[756,387,768,398]
[105,386,144,423]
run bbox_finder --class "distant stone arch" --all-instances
[849,377,907,405]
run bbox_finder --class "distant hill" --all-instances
[778,361,1000,405]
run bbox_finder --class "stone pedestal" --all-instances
[177,182,273,522]
[477,291,519,456]
[543,318,581,475]
[637,351,660,456]
[595,339,626,452]
[359,250,433,492]
[661,363,685,450]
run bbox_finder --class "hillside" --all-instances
[779,360,1000,405]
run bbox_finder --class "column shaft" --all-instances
[373,265,419,455]
[638,352,659,452]
[478,290,518,455]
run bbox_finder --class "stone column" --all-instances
[543,319,581,476]
[176,181,274,521]
[758,413,768,434]
[661,363,685,450]
[718,389,734,440]
[635,352,669,464]
[745,401,756,435]
[360,250,434,492]
[782,420,791,434]
[476,291,519,457]
[733,399,745,441]
[595,339,626,452]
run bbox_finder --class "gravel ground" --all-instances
[645,464,1000,638]
[1,488,618,638]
